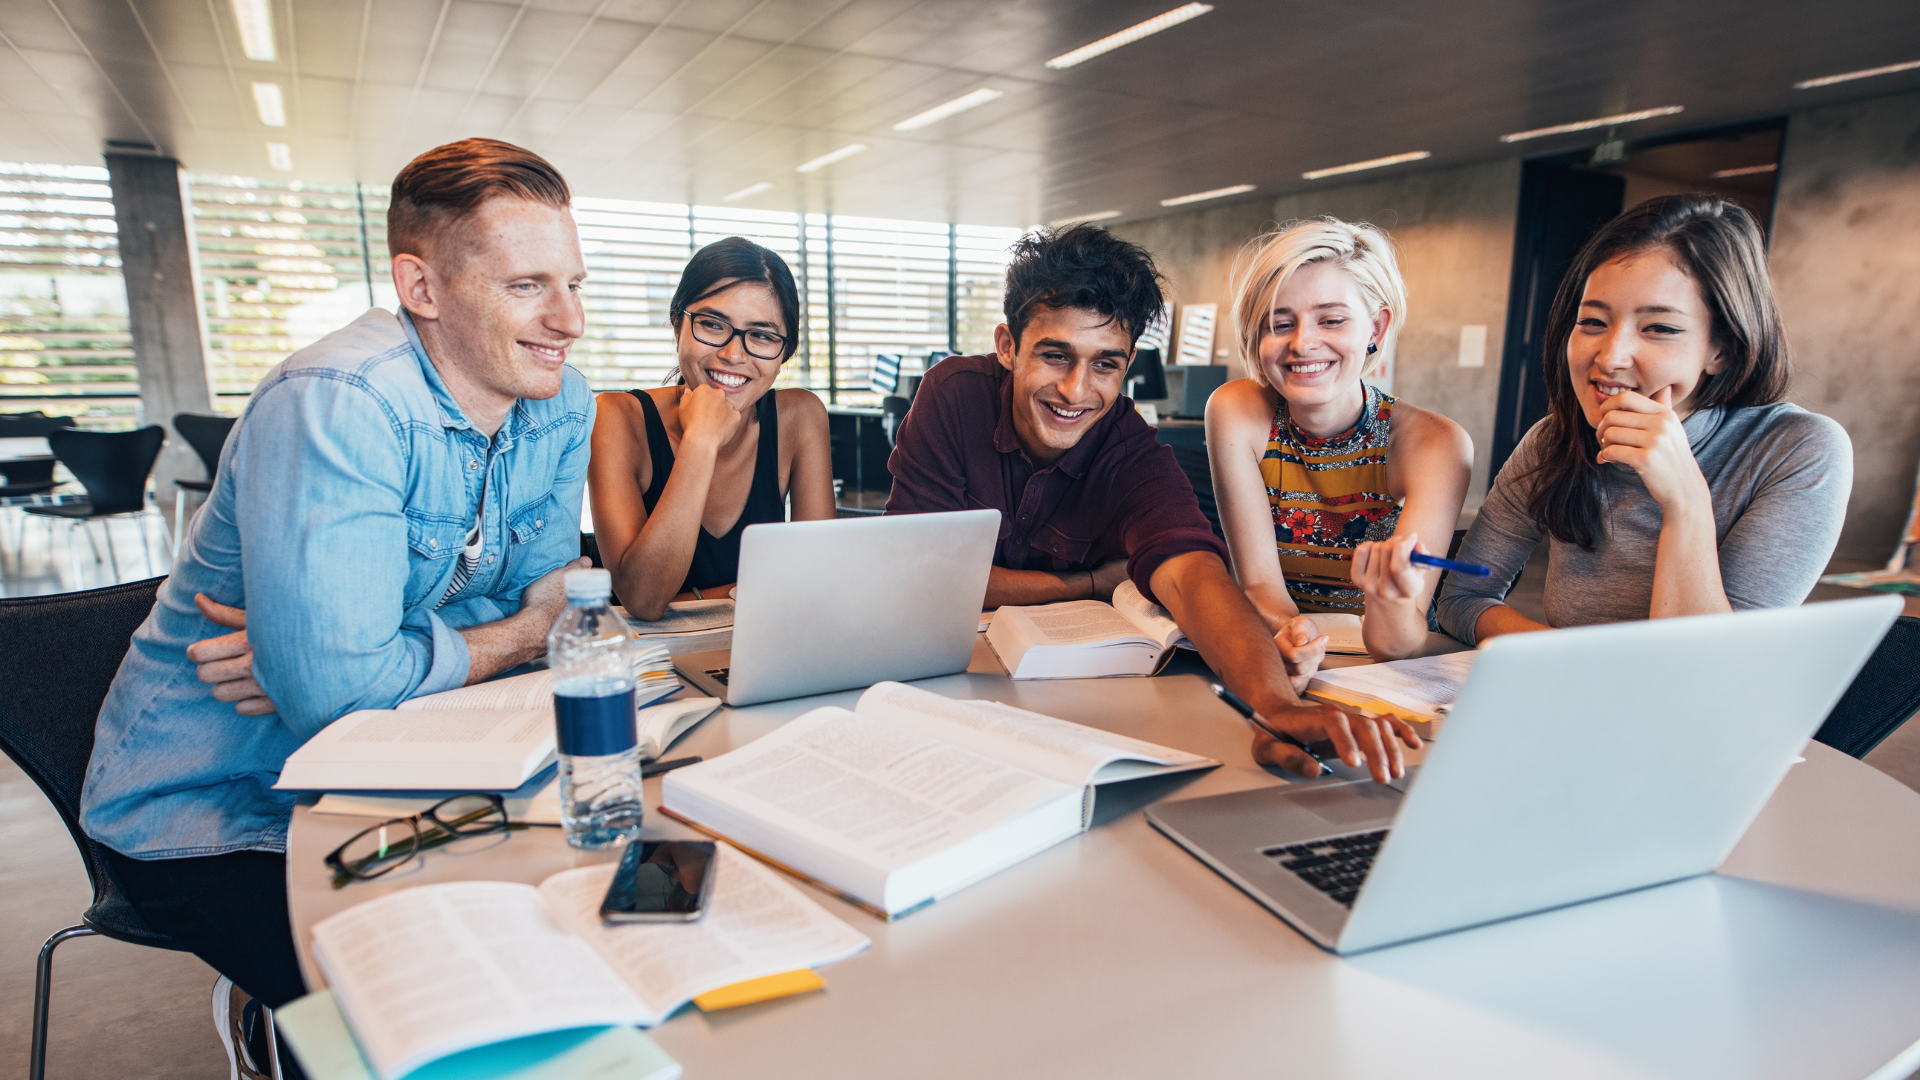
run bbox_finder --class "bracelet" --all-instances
[1084,569,1096,598]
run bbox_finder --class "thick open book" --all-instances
[986,580,1194,679]
[1308,650,1478,728]
[623,599,735,656]
[276,672,696,793]
[310,843,867,1080]
[662,681,1217,918]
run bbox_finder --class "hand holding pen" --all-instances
[1211,683,1419,784]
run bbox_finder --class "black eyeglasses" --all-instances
[324,793,526,889]
[686,313,789,360]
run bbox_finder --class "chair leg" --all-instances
[135,511,156,576]
[66,522,81,583]
[101,520,122,581]
[173,489,186,553]
[155,504,176,559]
[32,925,98,1080]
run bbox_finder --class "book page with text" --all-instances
[539,844,869,1019]
[668,707,1072,871]
[1007,601,1155,646]
[399,670,553,712]
[311,881,648,1080]
[854,682,1212,788]
[1311,651,1477,715]
[1110,580,1188,650]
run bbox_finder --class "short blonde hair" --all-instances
[1228,217,1408,390]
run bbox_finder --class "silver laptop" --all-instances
[1147,596,1904,954]
[674,509,999,707]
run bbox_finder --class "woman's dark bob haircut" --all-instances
[668,237,803,362]
[1523,193,1791,549]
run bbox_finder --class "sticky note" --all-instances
[693,969,825,1011]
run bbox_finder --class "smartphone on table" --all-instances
[599,840,718,923]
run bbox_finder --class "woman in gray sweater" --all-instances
[1436,194,1852,645]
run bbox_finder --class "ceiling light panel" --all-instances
[1500,106,1684,143]
[232,0,276,61]
[1302,150,1430,180]
[795,144,868,173]
[1712,163,1778,178]
[1160,184,1254,207]
[722,181,775,203]
[1793,58,1920,89]
[251,82,285,127]
[266,142,292,171]
[893,88,1005,132]
[1047,210,1122,227]
[1046,3,1213,70]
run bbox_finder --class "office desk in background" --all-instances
[286,635,1920,1080]
[0,436,53,462]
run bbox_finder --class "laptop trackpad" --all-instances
[1285,783,1402,830]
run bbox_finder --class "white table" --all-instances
[286,636,1920,1080]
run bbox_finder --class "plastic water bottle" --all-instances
[548,569,644,849]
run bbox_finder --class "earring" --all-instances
[1366,343,1378,355]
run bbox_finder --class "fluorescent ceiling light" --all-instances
[1045,3,1213,70]
[795,143,868,173]
[893,88,1005,132]
[1302,150,1431,180]
[251,82,286,127]
[266,142,292,172]
[1500,106,1684,143]
[1047,210,1122,227]
[1159,183,1254,207]
[1794,59,1920,89]
[231,0,276,61]
[1711,163,1778,178]
[722,181,775,203]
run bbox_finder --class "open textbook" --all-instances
[276,671,695,793]
[987,579,1195,678]
[662,680,1217,917]
[1307,651,1479,728]
[624,598,735,656]
[308,844,867,1080]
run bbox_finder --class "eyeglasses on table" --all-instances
[324,793,528,889]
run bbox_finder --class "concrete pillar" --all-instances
[105,149,214,512]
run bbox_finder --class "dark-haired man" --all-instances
[888,225,1417,782]
[80,138,593,1033]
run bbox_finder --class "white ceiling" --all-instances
[0,0,1916,226]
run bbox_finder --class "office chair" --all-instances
[1812,615,1920,759]
[1165,444,1223,539]
[170,412,237,544]
[25,426,170,582]
[0,576,196,1080]
[0,414,78,568]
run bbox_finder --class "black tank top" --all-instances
[630,388,784,594]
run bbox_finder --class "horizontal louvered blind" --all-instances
[0,162,135,423]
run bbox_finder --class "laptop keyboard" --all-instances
[1263,829,1388,908]
[704,668,730,686]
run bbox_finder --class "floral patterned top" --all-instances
[1261,384,1400,614]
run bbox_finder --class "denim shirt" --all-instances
[81,308,593,859]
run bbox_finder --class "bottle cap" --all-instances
[564,568,613,600]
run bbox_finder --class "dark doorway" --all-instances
[1488,162,1625,482]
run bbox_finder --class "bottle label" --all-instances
[553,685,637,756]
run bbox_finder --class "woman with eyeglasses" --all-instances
[589,237,834,621]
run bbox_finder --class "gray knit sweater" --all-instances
[1435,403,1852,645]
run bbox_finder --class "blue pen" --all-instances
[1411,551,1491,577]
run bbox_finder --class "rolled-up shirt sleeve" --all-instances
[1436,427,1547,646]
[238,375,470,739]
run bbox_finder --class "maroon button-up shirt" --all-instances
[885,353,1226,604]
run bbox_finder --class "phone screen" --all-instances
[600,840,717,922]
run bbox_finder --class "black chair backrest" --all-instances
[1813,615,1920,759]
[1167,443,1224,540]
[48,425,165,516]
[172,412,237,479]
[0,412,78,439]
[0,576,163,905]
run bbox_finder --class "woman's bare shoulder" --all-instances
[774,386,829,427]
[1205,377,1279,432]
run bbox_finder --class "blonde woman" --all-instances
[1207,218,1471,682]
